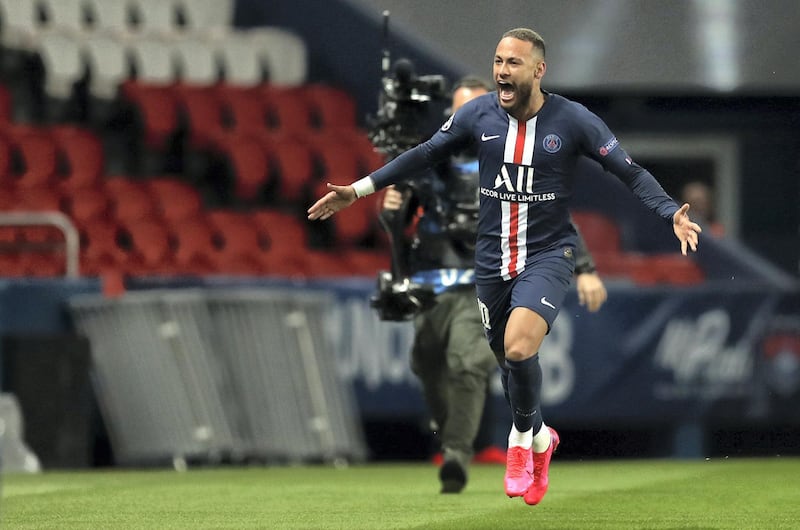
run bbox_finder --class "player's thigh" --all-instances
[504,307,549,360]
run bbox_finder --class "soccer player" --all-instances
[381,75,607,494]
[309,28,701,505]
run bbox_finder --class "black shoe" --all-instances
[439,458,467,493]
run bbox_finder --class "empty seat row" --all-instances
[571,209,705,285]
[123,82,359,153]
[1,0,234,43]
[0,123,104,190]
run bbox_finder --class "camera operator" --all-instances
[380,76,607,494]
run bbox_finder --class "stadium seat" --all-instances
[0,0,40,51]
[120,81,179,151]
[215,85,269,135]
[175,0,233,34]
[171,84,225,150]
[629,254,705,286]
[129,0,178,36]
[82,33,129,101]
[259,85,314,135]
[263,137,315,205]
[249,209,309,277]
[145,176,204,223]
[315,143,361,181]
[218,135,272,203]
[246,27,308,86]
[38,0,87,34]
[104,177,161,223]
[50,126,105,191]
[3,126,58,189]
[83,0,131,35]
[0,134,12,178]
[169,215,220,275]
[65,187,113,225]
[216,33,265,88]
[78,219,127,275]
[126,36,177,85]
[120,218,177,275]
[206,210,267,275]
[0,83,12,123]
[171,36,221,86]
[37,31,87,121]
[303,84,358,129]
[570,209,623,254]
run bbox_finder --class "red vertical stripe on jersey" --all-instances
[507,122,527,276]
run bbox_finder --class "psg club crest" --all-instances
[542,134,562,153]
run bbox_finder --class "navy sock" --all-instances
[500,366,510,406]
[506,355,543,433]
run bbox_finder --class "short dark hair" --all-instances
[501,28,546,57]
[452,75,494,94]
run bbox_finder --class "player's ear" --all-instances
[535,61,546,79]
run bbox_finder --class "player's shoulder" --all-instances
[545,92,593,118]
[458,92,498,115]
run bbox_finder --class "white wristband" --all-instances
[351,176,375,198]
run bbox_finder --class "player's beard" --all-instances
[499,78,534,119]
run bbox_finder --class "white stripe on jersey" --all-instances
[499,116,537,280]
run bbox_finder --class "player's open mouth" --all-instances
[498,81,514,102]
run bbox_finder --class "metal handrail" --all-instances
[0,211,80,278]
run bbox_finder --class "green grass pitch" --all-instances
[2,458,799,529]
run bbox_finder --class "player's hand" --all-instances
[307,183,358,220]
[576,272,607,312]
[382,186,403,211]
[673,203,702,255]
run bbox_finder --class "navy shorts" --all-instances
[476,247,575,353]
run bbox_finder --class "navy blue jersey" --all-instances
[369,91,679,281]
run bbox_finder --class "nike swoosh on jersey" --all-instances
[540,296,556,309]
[481,133,500,141]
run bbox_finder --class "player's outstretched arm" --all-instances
[673,203,702,255]
[307,183,357,220]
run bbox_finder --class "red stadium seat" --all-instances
[120,219,177,276]
[628,254,705,286]
[50,126,105,191]
[171,84,226,150]
[259,85,314,135]
[170,215,220,275]
[215,85,270,136]
[302,84,357,129]
[120,81,179,150]
[145,176,204,223]
[206,210,269,275]
[66,188,114,225]
[217,135,273,203]
[2,126,58,189]
[570,209,623,254]
[310,141,360,181]
[79,219,127,276]
[104,177,161,224]
[263,136,315,204]
[249,209,309,276]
